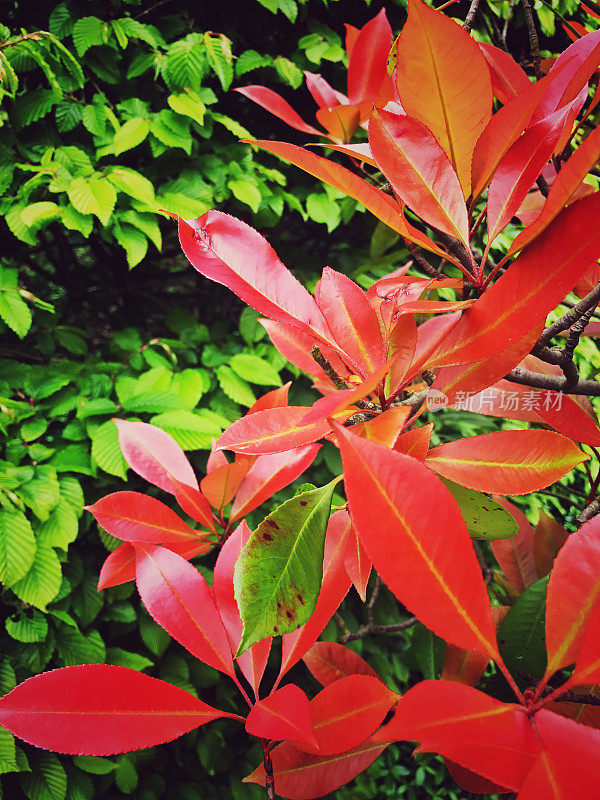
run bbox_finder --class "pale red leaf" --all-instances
[304,71,346,109]
[343,514,372,601]
[426,429,587,495]
[407,311,462,378]
[216,407,336,456]
[490,498,537,593]
[235,85,321,135]
[200,459,250,512]
[310,141,377,167]
[347,9,392,104]
[135,544,235,677]
[335,424,499,660]
[302,642,378,687]
[170,478,215,530]
[315,104,361,143]
[246,684,317,748]
[0,665,233,755]
[369,109,469,246]
[393,424,433,462]
[395,0,493,196]
[532,510,569,579]
[114,419,198,493]
[478,43,531,103]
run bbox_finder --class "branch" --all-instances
[521,0,542,79]
[260,739,277,800]
[341,617,419,644]
[505,367,600,395]
[576,496,600,525]
[311,346,348,391]
[406,241,439,278]
[539,282,600,345]
[463,0,481,32]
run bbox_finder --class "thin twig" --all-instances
[341,617,419,643]
[505,367,600,396]
[539,282,600,345]
[463,0,481,31]
[576,496,600,525]
[406,242,439,278]
[521,0,543,79]
[502,0,518,49]
[260,739,276,800]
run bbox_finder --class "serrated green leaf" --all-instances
[49,3,73,38]
[273,55,303,88]
[229,353,281,386]
[91,420,127,479]
[498,576,548,681]
[440,479,519,541]
[12,88,58,129]
[235,50,272,77]
[170,369,207,408]
[210,112,251,139]
[6,610,48,643]
[168,90,205,125]
[20,467,60,522]
[49,444,92,476]
[73,756,116,775]
[164,34,206,92]
[150,110,192,154]
[216,365,255,407]
[112,118,151,156]
[68,176,116,226]
[0,291,31,338]
[204,34,233,91]
[0,511,36,586]
[306,192,341,232]
[113,222,148,268]
[121,391,184,413]
[228,179,261,213]
[55,100,82,132]
[12,545,62,611]
[115,756,138,794]
[72,17,105,57]
[234,479,338,654]
[20,417,48,442]
[21,202,60,228]
[0,661,16,694]
[157,192,211,218]
[61,204,93,237]
[82,103,107,136]
[118,210,161,250]
[106,647,153,672]
[59,476,84,512]
[55,625,105,665]
[149,410,221,450]
[36,500,78,549]
[107,167,156,204]
[0,727,17,774]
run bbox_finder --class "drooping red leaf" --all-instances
[426,193,600,367]
[315,267,386,377]
[532,510,569,579]
[260,319,347,380]
[426,430,587,495]
[235,85,322,136]
[248,382,292,414]
[86,492,203,544]
[544,516,600,680]
[134,544,235,677]
[0,665,233,755]
[304,71,345,109]
[347,9,392,104]
[393,424,433,462]
[334,424,499,660]
[316,104,361,143]
[298,676,398,757]
[373,681,539,791]
[490,498,538,593]
[246,140,455,263]
[342,512,372,601]
[369,109,469,246]
[385,315,418,398]
[395,0,493,196]
[246,684,317,748]
[212,521,271,696]
[243,738,387,799]
[169,478,215,530]
[200,459,251,512]
[478,43,531,104]
[302,642,379,687]
[113,419,198,492]
[277,511,352,680]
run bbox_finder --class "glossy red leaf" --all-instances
[373,681,539,790]
[426,430,587,495]
[178,211,333,345]
[114,419,198,493]
[568,596,600,687]
[216,407,336,456]
[351,407,410,449]
[212,522,271,697]
[170,478,215,530]
[246,684,317,748]
[0,665,233,755]
[490,498,537,593]
[315,267,386,377]
[230,445,321,522]
[478,43,531,103]
[86,492,202,544]
[426,193,600,367]
[246,140,455,263]
[301,363,392,426]
[343,513,372,601]
[544,516,600,679]
[316,104,361,143]
[395,0,493,196]
[302,642,379,687]
[243,738,387,799]
[248,382,292,414]
[304,71,345,109]
[135,544,235,677]
[235,85,321,136]
[260,319,347,381]
[335,424,499,660]
[347,9,391,104]
[407,311,462,378]
[532,510,568,579]
[442,643,489,687]
[393,424,433,462]
[369,109,469,246]
[200,459,250,512]
[277,511,352,680]
[98,543,136,591]
[385,315,418,398]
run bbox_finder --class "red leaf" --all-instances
[347,9,392,104]
[351,407,410,449]
[426,430,587,494]
[478,43,531,103]
[304,71,345,109]
[334,424,499,660]
[230,445,321,522]
[114,419,198,493]
[260,319,347,380]
[532,511,568,579]
[0,665,232,755]
[544,516,600,680]
[212,521,271,696]
[490,498,538,593]
[369,109,469,246]
[243,738,387,799]
[86,492,203,544]
[300,675,398,756]
[278,511,352,679]
[200,459,250,512]
[393,424,433,462]
[170,479,215,530]
[248,382,292,414]
[315,104,361,143]
[385,315,418,398]
[373,681,539,791]
[246,140,455,264]
[395,0,493,196]
[235,86,321,136]
[135,545,235,677]
[217,407,336,456]
[98,543,136,591]
[301,362,392,426]
[442,644,489,686]
[447,760,510,795]
[342,512,372,601]
[178,211,333,345]
[246,684,317,748]
[568,596,600,687]
[302,642,378,687]
[427,193,600,366]
[315,267,386,377]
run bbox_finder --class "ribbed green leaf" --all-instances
[216,365,255,407]
[107,167,155,204]
[5,610,48,643]
[168,90,205,125]
[72,16,105,57]
[0,510,36,586]
[55,625,105,665]
[113,222,148,268]
[11,545,62,611]
[230,353,282,386]
[91,419,127,479]
[21,753,67,800]
[164,34,207,92]
[0,727,17,774]
[0,291,31,338]
[68,177,116,226]
[112,118,150,156]
[149,410,221,450]
[36,500,78,549]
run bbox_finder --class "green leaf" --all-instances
[21,418,48,442]
[306,193,341,232]
[49,3,74,39]
[91,420,127,479]
[72,17,105,57]
[0,511,36,586]
[5,204,37,245]
[55,100,82,132]
[157,192,211,218]
[82,103,107,136]
[0,291,31,338]
[273,56,303,88]
[228,179,262,213]
[112,118,151,156]
[239,307,266,344]
[19,466,60,522]
[21,202,60,228]
[235,50,272,77]
[149,410,221,450]
[121,391,184,413]
[118,210,161,250]
[115,756,138,794]
[0,727,17,774]
[36,500,78,549]
[61,205,93,237]
[107,167,156,205]
[73,756,116,776]
[12,545,62,611]
[230,353,281,386]
[234,479,338,654]
[440,479,519,541]
[113,222,148,268]
[204,34,233,91]
[170,369,208,408]
[168,90,205,125]
[210,112,251,139]
[50,444,92,476]
[59,476,84,512]
[164,34,206,92]
[0,660,16,694]
[55,625,105,665]
[68,177,116,226]
[498,576,548,681]
[106,647,153,671]
[11,88,58,129]
[6,610,48,643]
[216,365,255,407]
[150,110,192,155]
